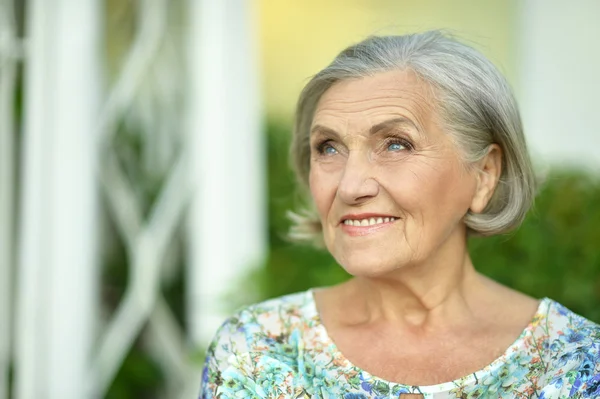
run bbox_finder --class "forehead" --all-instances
[312,69,437,132]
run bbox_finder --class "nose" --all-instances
[337,153,379,205]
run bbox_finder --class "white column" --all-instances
[0,1,19,398]
[14,0,101,398]
[518,0,600,171]
[187,0,265,346]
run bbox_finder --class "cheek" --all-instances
[309,167,338,218]
[380,160,476,217]
[432,162,478,209]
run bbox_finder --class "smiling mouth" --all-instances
[342,217,398,227]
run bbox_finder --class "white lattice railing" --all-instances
[8,0,264,398]
[187,0,266,350]
[89,0,184,395]
[15,0,101,397]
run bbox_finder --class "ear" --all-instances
[470,144,502,214]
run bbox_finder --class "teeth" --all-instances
[343,217,396,226]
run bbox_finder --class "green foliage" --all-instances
[256,120,600,323]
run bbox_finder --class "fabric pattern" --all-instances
[199,290,600,399]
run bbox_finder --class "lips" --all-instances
[338,213,398,237]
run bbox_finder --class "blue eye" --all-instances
[316,140,338,155]
[387,142,406,151]
[324,145,338,155]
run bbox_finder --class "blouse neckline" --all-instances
[303,288,550,394]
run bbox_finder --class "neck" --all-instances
[346,229,485,331]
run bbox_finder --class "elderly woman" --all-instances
[200,31,600,399]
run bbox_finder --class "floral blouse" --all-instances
[199,290,600,399]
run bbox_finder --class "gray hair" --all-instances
[289,30,536,243]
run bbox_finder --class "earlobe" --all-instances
[470,144,502,214]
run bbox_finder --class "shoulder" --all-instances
[542,299,600,350]
[205,290,316,360]
[536,299,600,397]
[200,290,317,398]
[232,289,316,339]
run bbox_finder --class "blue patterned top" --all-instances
[200,290,600,398]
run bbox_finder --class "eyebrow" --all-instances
[310,117,421,137]
[369,117,421,135]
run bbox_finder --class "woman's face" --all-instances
[309,70,480,277]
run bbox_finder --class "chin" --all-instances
[334,252,407,278]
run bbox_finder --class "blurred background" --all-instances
[1,0,599,398]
